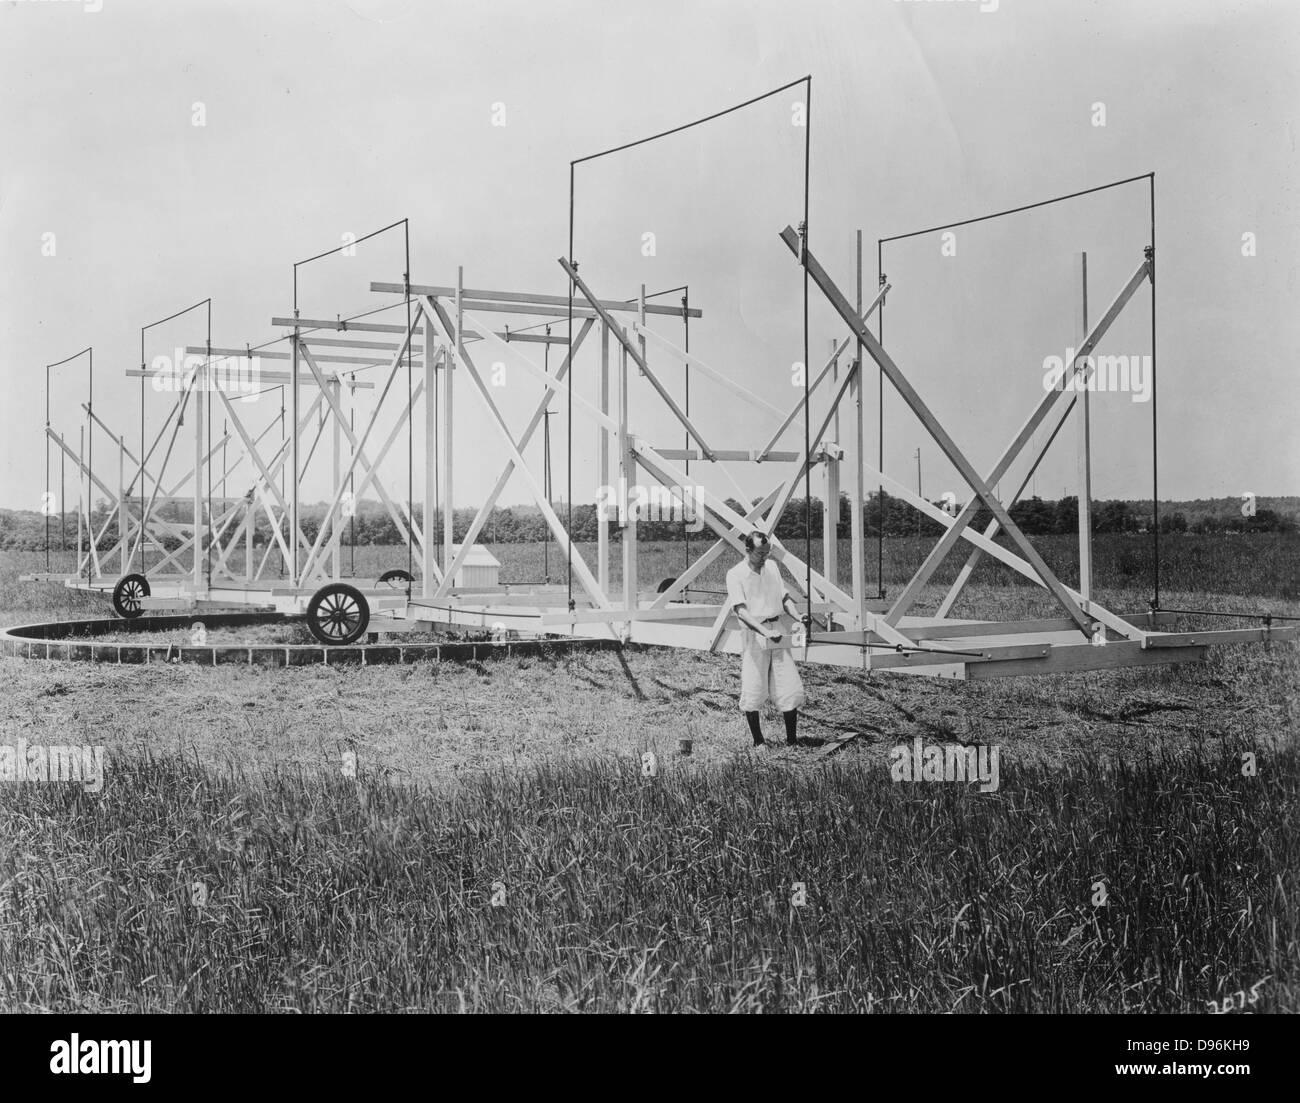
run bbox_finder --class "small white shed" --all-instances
[450,543,502,589]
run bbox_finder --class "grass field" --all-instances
[1,538,1298,1012]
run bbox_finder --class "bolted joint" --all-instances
[1144,245,1154,262]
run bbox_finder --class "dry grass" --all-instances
[1,541,1298,1012]
[1,741,1294,1013]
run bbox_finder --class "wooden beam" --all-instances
[422,312,593,600]
[423,296,610,610]
[560,257,716,460]
[126,368,374,389]
[649,448,802,463]
[966,642,1205,679]
[292,308,420,581]
[860,457,1148,645]
[296,340,422,580]
[783,226,1149,637]
[598,320,610,597]
[936,385,1078,617]
[1076,250,1094,605]
[185,345,407,368]
[755,278,889,461]
[632,322,784,420]
[423,320,438,600]
[649,483,786,609]
[300,336,422,351]
[850,229,867,632]
[459,309,616,432]
[371,281,703,318]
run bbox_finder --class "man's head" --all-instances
[743,531,771,569]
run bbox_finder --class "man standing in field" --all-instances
[725,531,806,749]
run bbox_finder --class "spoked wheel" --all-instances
[378,568,414,589]
[306,583,370,646]
[112,574,150,619]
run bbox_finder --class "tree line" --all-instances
[1,492,1292,552]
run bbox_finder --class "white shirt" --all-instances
[726,557,788,623]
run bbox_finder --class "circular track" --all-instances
[306,583,370,646]
[111,574,151,619]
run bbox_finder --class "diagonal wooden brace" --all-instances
[559,257,716,460]
[782,225,1150,637]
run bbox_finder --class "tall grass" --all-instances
[2,740,1294,1013]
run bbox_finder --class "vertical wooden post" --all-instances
[423,315,438,599]
[76,426,84,575]
[118,441,127,576]
[290,331,300,585]
[597,320,610,596]
[445,270,460,578]
[638,285,647,379]
[1075,251,1093,606]
[194,353,205,591]
[60,435,66,556]
[620,342,637,610]
[850,230,866,631]
[331,378,341,580]
[823,450,840,595]
[623,287,646,609]
[245,498,254,582]
[823,336,839,589]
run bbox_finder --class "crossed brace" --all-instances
[308,226,1152,657]
[776,224,1154,646]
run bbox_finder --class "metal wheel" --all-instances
[112,574,150,619]
[378,568,413,589]
[306,583,370,646]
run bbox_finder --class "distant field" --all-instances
[13,531,1300,619]
[1,538,1297,1012]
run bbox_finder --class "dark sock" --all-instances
[783,710,798,745]
[745,711,764,745]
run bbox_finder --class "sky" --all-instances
[1,0,1297,520]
